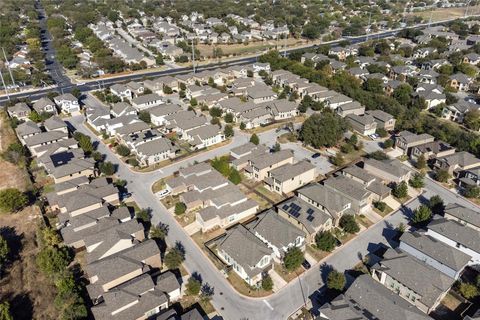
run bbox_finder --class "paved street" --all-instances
[65,114,480,320]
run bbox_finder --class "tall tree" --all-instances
[299,112,348,148]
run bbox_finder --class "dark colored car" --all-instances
[302,260,311,270]
[311,153,321,159]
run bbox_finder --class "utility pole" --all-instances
[2,48,16,89]
[428,10,433,27]
[283,34,287,57]
[465,0,472,18]
[366,11,372,42]
[0,68,10,100]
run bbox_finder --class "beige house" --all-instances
[395,131,435,155]
[245,150,294,181]
[363,158,412,184]
[345,114,377,136]
[366,110,396,131]
[264,160,316,194]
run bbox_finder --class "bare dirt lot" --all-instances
[0,207,60,320]
[411,5,480,22]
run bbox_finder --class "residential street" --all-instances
[66,115,480,320]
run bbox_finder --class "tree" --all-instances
[383,139,394,149]
[459,282,479,299]
[327,270,346,291]
[409,173,425,189]
[240,122,246,130]
[164,248,184,270]
[339,214,360,234]
[463,185,480,198]
[116,144,131,157]
[138,111,151,123]
[36,246,72,277]
[332,153,345,166]
[224,113,234,123]
[374,201,387,212]
[283,247,304,271]
[262,275,273,291]
[376,128,388,138]
[393,84,412,106]
[200,283,214,302]
[136,209,151,223]
[209,107,222,118]
[315,231,336,252]
[412,205,432,225]
[272,142,281,152]
[0,301,13,320]
[340,143,354,154]
[435,169,450,183]
[150,226,167,240]
[299,112,349,148]
[224,124,234,138]
[75,133,94,154]
[464,109,480,131]
[156,54,164,65]
[99,161,115,175]
[2,142,26,164]
[369,151,389,160]
[0,188,28,213]
[186,277,201,295]
[415,154,427,170]
[174,202,186,215]
[190,98,198,107]
[128,158,139,167]
[392,181,408,199]
[40,227,62,247]
[92,151,103,162]
[228,168,241,185]
[71,87,81,98]
[428,195,445,215]
[348,134,358,146]
[211,156,231,176]
[250,133,260,145]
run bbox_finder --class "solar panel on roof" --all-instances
[307,208,314,215]
[307,216,315,222]
[282,204,289,210]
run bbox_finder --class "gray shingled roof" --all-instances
[428,218,480,253]
[297,183,351,219]
[267,160,315,182]
[16,121,41,137]
[444,203,480,229]
[248,149,293,170]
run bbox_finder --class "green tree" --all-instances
[459,282,479,299]
[240,122,246,130]
[272,142,281,152]
[463,185,480,198]
[156,54,164,65]
[392,181,408,199]
[164,248,185,270]
[315,231,336,252]
[262,275,273,291]
[136,209,151,223]
[250,133,260,145]
[0,188,28,213]
[383,139,394,149]
[2,142,26,164]
[209,107,222,118]
[435,169,450,183]
[327,269,346,291]
[138,111,151,123]
[412,205,432,225]
[150,226,167,240]
[376,128,388,138]
[409,173,425,189]
[74,133,94,154]
[224,124,234,138]
[186,277,201,295]
[224,113,234,123]
[299,112,348,148]
[163,85,173,94]
[283,247,304,272]
[211,156,231,176]
[36,246,72,277]
[348,134,358,146]
[0,301,13,320]
[92,151,103,162]
[116,144,131,157]
[40,227,62,247]
[415,154,427,170]
[99,161,115,175]
[332,153,345,166]
[339,214,360,234]
[369,151,389,160]
[374,201,387,212]
[228,168,241,185]
[393,84,412,106]
[464,109,480,131]
[428,195,445,215]
[190,98,198,107]
[174,202,186,215]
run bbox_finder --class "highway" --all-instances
[1,14,479,105]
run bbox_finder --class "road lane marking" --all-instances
[263,300,274,310]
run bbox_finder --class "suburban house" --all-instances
[366,110,396,131]
[448,73,472,92]
[433,151,480,176]
[244,150,294,181]
[426,218,480,265]
[23,131,69,156]
[230,143,269,171]
[53,93,80,114]
[443,203,480,232]
[8,102,31,120]
[183,124,225,150]
[336,101,365,118]
[216,224,273,286]
[341,165,392,201]
[15,121,42,142]
[110,84,132,101]
[399,231,471,280]
[246,85,277,103]
[395,131,435,155]
[33,97,57,115]
[247,210,306,261]
[362,158,412,184]
[131,93,163,110]
[148,104,182,126]
[410,140,456,161]
[319,274,432,320]
[323,175,372,213]
[263,160,317,194]
[135,138,178,166]
[458,167,480,188]
[442,102,479,123]
[110,102,137,118]
[371,248,455,314]
[345,114,377,136]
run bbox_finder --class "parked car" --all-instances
[302,260,311,270]
[120,192,132,200]
[156,189,171,199]
[369,134,379,140]
[311,153,321,159]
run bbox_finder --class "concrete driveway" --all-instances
[269,269,287,292]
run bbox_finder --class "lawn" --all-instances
[151,178,166,194]
[274,263,304,283]
[160,194,180,209]
[393,194,412,204]
[306,245,330,262]
[373,204,394,217]
[255,185,286,204]
[246,191,271,210]
[175,210,196,227]
[178,295,216,315]
[227,271,272,297]
[356,214,374,229]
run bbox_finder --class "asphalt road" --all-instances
[65,111,480,320]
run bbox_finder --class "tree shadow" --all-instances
[191,271,203,283]
[319,262,334,283]
[4,292,34,320]
[0,226,23,264]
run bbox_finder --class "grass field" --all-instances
[411,5,480,22]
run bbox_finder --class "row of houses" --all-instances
[320,201,480,318]
[8,94,80,120]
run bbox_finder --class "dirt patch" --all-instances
[0,207,60,320]
[411,5,480,22]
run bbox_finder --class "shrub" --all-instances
[0,188,28,213]
[373,201,386,212]
[186,277,201,295]
[250,133,260,145]
[435,169,450,183]
[174,202,186,215]
[339,214,360,234]
[315,231,336,252]
[327,270,346,291]
[283,247,304,271]
[116,144,131,157]
[164,248,184,269]
[262,275,273,291]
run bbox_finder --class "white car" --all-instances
[156,189,171,199]
[369,134,379,140]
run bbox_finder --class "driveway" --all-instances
[184,221,201,236]
[269,269,288,292]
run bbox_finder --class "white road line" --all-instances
[263,300,274,311]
